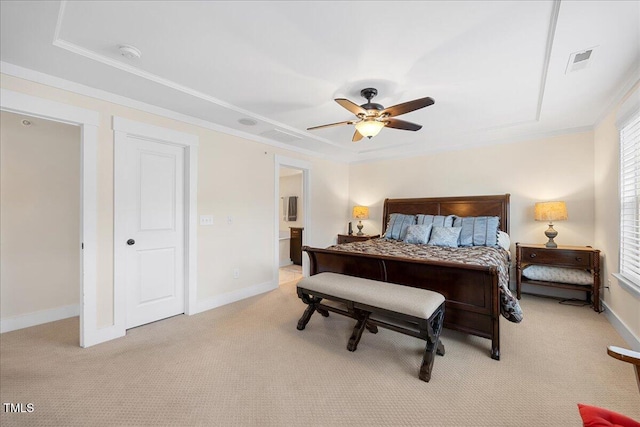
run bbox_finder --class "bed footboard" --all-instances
[303,246,501,360]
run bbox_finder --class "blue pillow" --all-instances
[416,214,455,227]
[427,226,462,248]
[453,216,500,247]
[403,224,433,244]
[384,213,416,240]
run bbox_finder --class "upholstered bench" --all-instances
[296,272,446,382]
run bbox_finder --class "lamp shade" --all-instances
[534,201,568,222]
[352,206,369,220]
[355,119,384,138]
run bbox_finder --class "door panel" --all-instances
[140,151,176,231]
[121,137,185,329]
[137,247,176,303]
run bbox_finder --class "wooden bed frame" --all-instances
[303,194,510,360]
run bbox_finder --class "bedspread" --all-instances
[327,239,523,323]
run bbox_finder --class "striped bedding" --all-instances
[327,238,523,323]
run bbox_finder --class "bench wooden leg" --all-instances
[297,294,323,330]
[420,303,445,382]
[365,323,378,334]
[317,307,330,317]
[347,311,371,352]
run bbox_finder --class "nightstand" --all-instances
[515,243,601,312]
[337,234,380,244]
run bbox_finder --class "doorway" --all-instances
[0,111,81,335]
[112,117,199,335]
[274,156,311,286]
[0,88,99,347]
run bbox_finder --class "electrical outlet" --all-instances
[227,216,233,225]
[200,215,214,226]
[233,268,240,279]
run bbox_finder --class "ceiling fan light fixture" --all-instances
[355,119,385,139]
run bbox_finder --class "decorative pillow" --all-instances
[453,216,500,247]
[403,224,433,244]
[577,403,640,427]
[427,226,462,248]
[383,213,416,240]
[497,231,511,251]
[416,214,455,227]
[522,265,593,285]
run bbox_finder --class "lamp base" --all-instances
[356,221,364,236]
[544,224,558,248]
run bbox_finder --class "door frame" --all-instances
[113,117,198,335]
[274,155,311,281]
[0,88,99,347]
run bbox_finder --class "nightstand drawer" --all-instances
[521,247,591,268]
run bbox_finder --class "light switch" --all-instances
[200,215,214,226]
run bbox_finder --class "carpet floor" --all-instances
[1,280,639,426]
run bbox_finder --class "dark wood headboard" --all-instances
[381,194,510,235]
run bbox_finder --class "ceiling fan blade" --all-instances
[381,97,434,118]
[307,120,353,131]
[336,98,367,116]
[385,118,423,131]
[352,129,364,142]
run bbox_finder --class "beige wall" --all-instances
[349,131,596,250]
[594,83,640,344]
[1,111,80,319]
[1,74,349,329]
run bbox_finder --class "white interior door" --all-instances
[120,137,185,329]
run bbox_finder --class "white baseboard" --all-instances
[279,260,293,268]
[195,280,277,314]
[0,304,79,333]
[601,300,640,351]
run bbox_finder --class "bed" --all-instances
[302,194,522,360]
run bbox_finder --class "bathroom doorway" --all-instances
[274,156,310,286]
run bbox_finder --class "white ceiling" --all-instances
[1,1,639,162]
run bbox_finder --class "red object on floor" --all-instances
[578,403,640,427]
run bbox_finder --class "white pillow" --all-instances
[522,265,592,285]
[497,231,511,251]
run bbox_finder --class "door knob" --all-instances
[127,239,135,246]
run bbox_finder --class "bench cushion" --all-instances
[297,272,445,319]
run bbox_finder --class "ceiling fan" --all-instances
[307,88,435,142]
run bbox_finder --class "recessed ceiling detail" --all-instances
[0,1,638,162]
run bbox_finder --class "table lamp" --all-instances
[534,201,568,248]
[352,206,369,236]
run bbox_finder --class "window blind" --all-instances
[620,112,640,287]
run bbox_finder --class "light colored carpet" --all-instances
[1,280,639,426]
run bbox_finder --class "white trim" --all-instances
[535,0,560,121]
[615,87,640,129]
[601,300,640,352]
[113,117,199,336]
[0,89,99,348]
[0,304,79,334]
[195,281,277,314]
[613,273,640,299]
[112,117,198,147]
[1,61,334,161]
[0,88,99,126]
[274,156,312,281]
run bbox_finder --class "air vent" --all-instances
[566,47,598,74]
[259,129,302,143]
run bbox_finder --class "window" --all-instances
[619,111,640,288]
